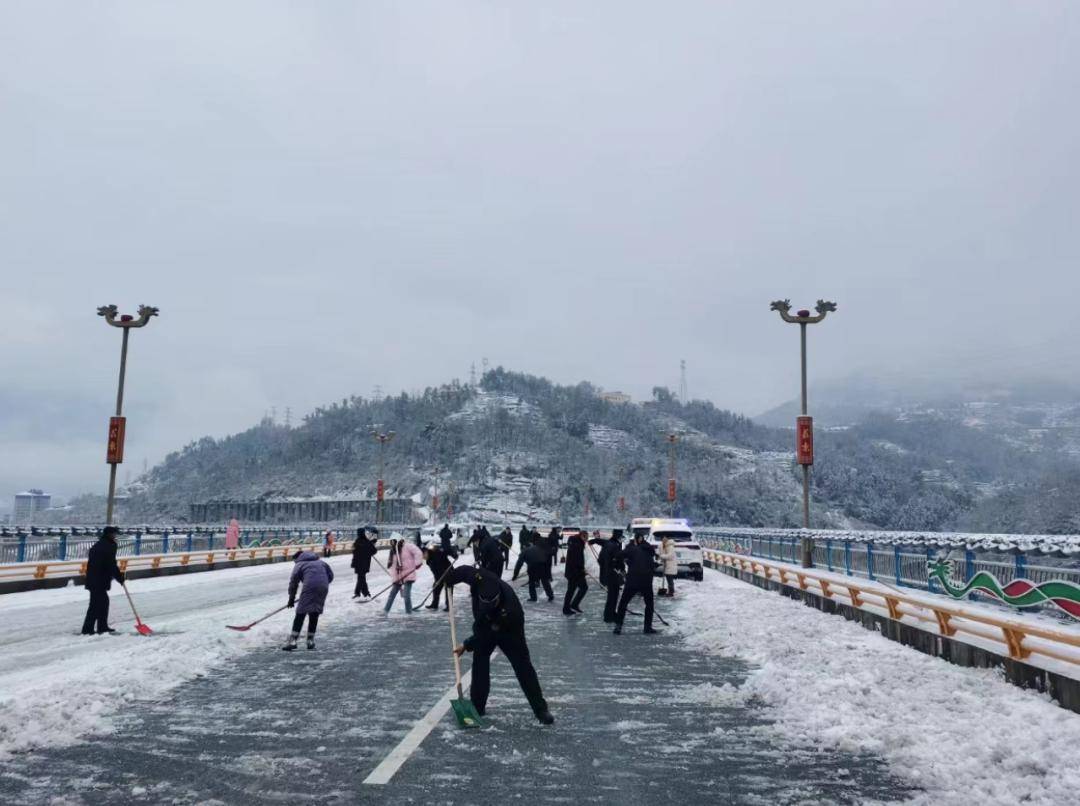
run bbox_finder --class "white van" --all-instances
[628,517,704,581]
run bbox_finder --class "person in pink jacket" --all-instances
[384,537,424,614]
[225,519,241,550]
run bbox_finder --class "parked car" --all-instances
[629,517,704,581]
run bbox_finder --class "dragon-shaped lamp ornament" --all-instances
[97,304,160,329]
[769,296,837,567]
[97,304,160,525]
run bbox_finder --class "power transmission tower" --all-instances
[679,359,688,402]
[285,407,292,428]
[271,406,277,425]
[469,363,477,387]
[373,385,383,402]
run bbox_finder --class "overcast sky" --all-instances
[2,2,1079,502]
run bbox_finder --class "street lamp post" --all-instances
[371,429,395,524]
[665,433,679,517]
[769,298,837,567]
[97,304,159,526]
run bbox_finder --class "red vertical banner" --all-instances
[668,479,676,502]
[377,479,385,501]
[106,416,126,464]
[796,416,814,465]
[432,494,439,512]
[618,496,626,512]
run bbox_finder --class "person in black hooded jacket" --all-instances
[438,522,459,559]
[422,542,453,610]
[81,526,125,635]
[477,531,504,577]
[613,533,659,635]
[514,542,554,601]
[448,565,553,724]
[351,527,378,598]
[592,529,625,622]
[562,531,588,615]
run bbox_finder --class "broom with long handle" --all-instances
[447,586,483,728]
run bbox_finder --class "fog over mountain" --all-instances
[2,3,1079,510]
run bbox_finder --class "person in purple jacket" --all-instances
[284,550,334,651]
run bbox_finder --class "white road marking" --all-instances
[362,669,474,785]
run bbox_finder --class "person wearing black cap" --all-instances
[562,530,588,615]
[593,529,625,623]
[81,526,125,635]
[422,541,453,610]
[613,531,660,635]
[477,529,505,577]
[448,565,554,724]
[351,527,378,599]
[513,541,554,602]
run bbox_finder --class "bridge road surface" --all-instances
[0,569,910,805]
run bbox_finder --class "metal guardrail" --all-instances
[0,539,383,585]
[696,528,1080,619]
[704,548,1080,678]
[0,525,420,566]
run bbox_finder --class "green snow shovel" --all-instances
[447,587,483,728]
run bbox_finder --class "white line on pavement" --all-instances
[362,669,474,786]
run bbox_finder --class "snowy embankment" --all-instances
[0,555,428,760]
[676,571,1080,805]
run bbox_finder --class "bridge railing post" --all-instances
[867,542,875,581]
[59,534,68,561]
[964,550,975,583]
[1015,553,1026,580]
[17,534,26,564]
[135,532,142,556]
[187,532,193,552]
[894,545,902,586]
[927,548,937,593]
[826,539,833,572]
[844,541,852,576]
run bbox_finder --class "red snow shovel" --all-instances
[226,605,289,632]
[121,582,154,636]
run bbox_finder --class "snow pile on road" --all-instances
[0,556,398,760]
[676,571,1080,805]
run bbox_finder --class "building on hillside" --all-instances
[13,490,51,525]
[598,391,632,405]
[189,496,423,524]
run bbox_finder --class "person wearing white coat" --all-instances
[657,537,678,597]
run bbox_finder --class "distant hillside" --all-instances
[115,368,1080,534]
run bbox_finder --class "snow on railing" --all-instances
[696,527,1080,621]
[703,548,1080,678]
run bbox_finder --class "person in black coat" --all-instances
[422,542,453,610]
[562,531,588,615]
[518,525,532,550]
[613,533,660,635]
[439,522,459,559]
[448,565,554,724]
[545,527,561,571]
[468,526,484,561]
[514,542,554,602]
[81,526,125,635]
[351,527,378,598]
[498,527,513,567]
[478,532,505,577]
[593,529,625,623]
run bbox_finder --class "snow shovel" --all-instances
[447,587,483,729]
[121,582,154,636]
[226,604,289,631]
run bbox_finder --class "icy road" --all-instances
[1,554,1079,804]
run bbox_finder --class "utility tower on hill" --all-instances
[679,359,688,402]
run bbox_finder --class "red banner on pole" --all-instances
[796,416,814,465]
[668,479,676,501]
[432,494,439,512]
[377,479,385,501]
[106,416,126,464]
[618,496,626,512]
